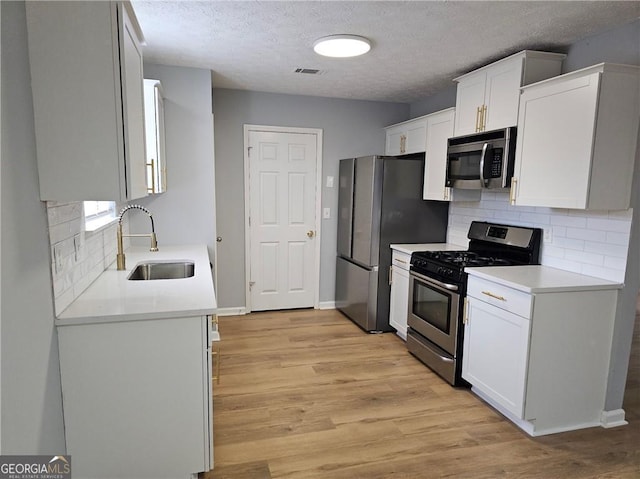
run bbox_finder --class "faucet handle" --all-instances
[150,232,159,252]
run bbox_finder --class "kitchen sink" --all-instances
[128,261,195,280]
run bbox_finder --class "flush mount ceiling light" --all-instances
[313,34,371,58]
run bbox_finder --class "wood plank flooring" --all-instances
[204,307,639,479]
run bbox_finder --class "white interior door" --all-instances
[246,127,320,311]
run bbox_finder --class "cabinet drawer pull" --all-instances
[394,258,407,264]
[482,290,506,301]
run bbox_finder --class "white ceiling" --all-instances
[131,1,639,104]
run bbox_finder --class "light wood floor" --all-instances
[205,306,639,479]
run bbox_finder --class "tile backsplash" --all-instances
[47,201,129,315]
[447,191,632,283]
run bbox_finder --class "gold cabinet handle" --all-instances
[510,177,518,205]
[463,297,469,325]
[475,107,482,132]
[211,346,220,384]
[146,159,156,193]
[395,258,407,265]
[481,104,487,131]
[482,290,507,301]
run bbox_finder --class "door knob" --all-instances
[307,230,315,238]
[216,237,222,242]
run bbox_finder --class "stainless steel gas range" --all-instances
[406,221,542,386]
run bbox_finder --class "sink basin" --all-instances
[128,261,195,280]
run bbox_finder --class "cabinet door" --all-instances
[404,121,427,154]
[423,109,454,200]
[389,265,410,340]
[385,126,404,156]
[120,3,148,200]
[453,71,487,136]
[144,80,167,194]
[483,57,524,131]
[513,73,600,208]
[26,2,147,201]
[462,298,530,418]
[58,316,211,477]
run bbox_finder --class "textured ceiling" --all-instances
[131,1,640,103]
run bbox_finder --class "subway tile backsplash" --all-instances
[446,191,632,283]
[47,201,128,315]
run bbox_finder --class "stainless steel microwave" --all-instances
[446,127,516,189]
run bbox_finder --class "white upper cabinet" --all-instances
[385,116,428,156]
[144,79,167,194]
[511,63,640,210]
[26,1,148,201]
[421,108,480,202]
[453,51,565,136]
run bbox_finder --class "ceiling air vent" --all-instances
[294,68,322,75]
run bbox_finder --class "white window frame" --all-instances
[83,201,117,232]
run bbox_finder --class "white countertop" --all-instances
[57,244,217,326]
[465,265,623,293]
[390,242,465,255]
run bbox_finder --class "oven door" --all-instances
[407,270,460,355]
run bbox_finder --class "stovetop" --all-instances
[411,250,517,283]
[410,221,542,284]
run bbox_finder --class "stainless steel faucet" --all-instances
[116,205,158,270]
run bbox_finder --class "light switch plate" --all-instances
[323,207,331,219]
[326,176,334,188]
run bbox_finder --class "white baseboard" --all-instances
[216,307,247,316]
[318,301,336,310]
[601,409,628,428]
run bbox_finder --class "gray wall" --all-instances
[409,85,457,118]
[130,64,217,265]
[1,1,66,453]
[213,90,408,309]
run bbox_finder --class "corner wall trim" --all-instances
[318,301,336,310]
[601,409,628,428]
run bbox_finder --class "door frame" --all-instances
[243,124,323,313]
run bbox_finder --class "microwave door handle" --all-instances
[479,143,490,187]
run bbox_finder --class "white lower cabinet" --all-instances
[57,315,213,478]
[462,273,619,436]
[462,297,530,417]
[389,249,411,340]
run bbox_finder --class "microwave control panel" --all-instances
[488,149,504,178]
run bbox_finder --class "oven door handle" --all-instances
[411,271,459,292]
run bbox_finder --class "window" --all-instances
[84,201,117,231]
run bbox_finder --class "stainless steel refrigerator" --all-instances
[335,155,449,332]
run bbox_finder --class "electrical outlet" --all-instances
[543,229,553,243]
[326,176,334,188]
[74,234,81,262]
[53,242,64,274]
